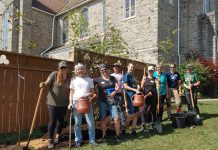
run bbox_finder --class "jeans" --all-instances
[126,91,139,114]
[73,105,95,143]
[47,105,67,139]
[185,90,200,114]
[99,100,119,119]
[115,93,125,126]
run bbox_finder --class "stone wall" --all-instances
[105,0,159,64]
[55,0,103,48]
[30,9,53,55]
[158,0,178,63]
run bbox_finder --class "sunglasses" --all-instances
[60,67,67,70]
[100,68,107,72]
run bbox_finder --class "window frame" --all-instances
[2,9,9,50]
[124,0,136,19]
[203,0,212,13]
[80,7,89,38]
[61,16,69,44]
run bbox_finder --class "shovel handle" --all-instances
[29,87,44,135]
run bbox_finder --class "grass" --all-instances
[0,125,46,145]
[1,101,218,150]
[61,101,218,150]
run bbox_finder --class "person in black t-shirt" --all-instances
[141,66,162,133]
[93,64,121,142]
[166,64,182,117]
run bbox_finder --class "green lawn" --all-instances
[62,101,218,150]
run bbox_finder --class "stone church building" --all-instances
[0,0,218,64]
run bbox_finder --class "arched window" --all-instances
[62,17,69,44]
[2,9,9,50]
[81,8,89,38]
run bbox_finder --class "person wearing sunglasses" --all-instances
[140,65,162,133]
[39,61,71,149]
[93,64,121,143]
[153,64,169,122]
[166,64,182,118]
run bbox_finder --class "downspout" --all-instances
[177,0,181,66]
[40,15,55,56]
[40,0,92,56]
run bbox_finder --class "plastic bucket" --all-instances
[185,111,197,126]
[171,112,187,128]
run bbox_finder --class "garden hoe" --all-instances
[23,87,44,150]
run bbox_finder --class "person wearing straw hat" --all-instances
[68,63,98,147]
[40,61,71,149]
[111,62,126,134]
[183,64,201,119]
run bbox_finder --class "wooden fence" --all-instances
[0,50,151,133]
[0,51,74,133]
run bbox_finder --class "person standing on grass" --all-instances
[39,61,71,149]
[111,62,126,134]
[166,64,182,116]
[183,64,201,119]
[123,63,141,136]
[68,63,98,148]
[140,66,162,133]
[153,64,169,122]
[93,64,122,143]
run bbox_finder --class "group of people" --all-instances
[40,61,200,149]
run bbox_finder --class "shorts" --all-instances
[99,100,119,119]
[126,91,139,114]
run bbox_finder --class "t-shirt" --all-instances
[184,72,199,90]
[142,76,157,95]
[111,72,123,93]
[69,76,94,101]
[153,71,167,95]
[47,71,71,107]
[123,72,137,95]
[166,72,181,88]
[93,76,117,101]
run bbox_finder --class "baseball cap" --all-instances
[58,61,68,68]
[148,66,154,71]
[113,62,121,67]
[99,64,108,70]
[187,64,192,69]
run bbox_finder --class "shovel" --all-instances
[155,76,162,133]
[23,87,44,150]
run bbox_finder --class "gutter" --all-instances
[39,0,92,56]
[177,0,181,65]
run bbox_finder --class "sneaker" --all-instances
[196,114,200,119]
[121,129,126,135]
[154,122,162,133]
[48,140,54,149]
[176,107,181,113]
[54,136,61,144]
[115,135,122,143]
[90,141,99,147]
[99,136,107,142]
[131,130,137,136]
[75,142,82,148]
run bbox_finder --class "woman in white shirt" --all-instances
[68,63,97,147]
